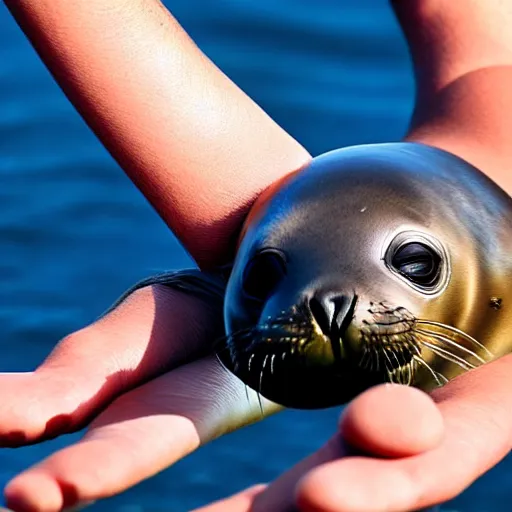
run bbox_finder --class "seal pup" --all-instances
[120,142,512,409]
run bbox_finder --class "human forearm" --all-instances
[392,0,512,194]
[393,0,512,97]
[5,0,310,268]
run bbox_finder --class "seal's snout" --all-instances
[308,292,357,342]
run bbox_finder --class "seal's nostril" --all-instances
[308,293,358,337]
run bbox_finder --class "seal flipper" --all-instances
[102,267,229,321]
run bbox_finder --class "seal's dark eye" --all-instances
[391,242,441,287]
[242,250,286,302]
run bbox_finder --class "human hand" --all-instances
[194,354,512,511]
[4,1,512,512]
[2,3,307,510]
[1,282,279,512]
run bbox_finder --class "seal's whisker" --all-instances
[245,384,251,406]
[402,364,410,385]
[257,355,268,417]
[406,360,414,386]
[270,354,276,375]
[395,363,410,386]
[366,346,372,371]
[387,346,402,369]
[373,345,380,372]
[417,339,476,372]
[260,355,268,392]
[370,319,414,328]
[256,392,264,417]
[382,347,394,374]
[407,334,422,357]
[415,320,493,358]
[367,349,374,371]
[414,328,486,364]
[359,347,370,370]
[399,365,408,386]
[399,365,405,386]
[400,345,413,369]
[413,355,448,387]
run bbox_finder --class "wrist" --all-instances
[393,1,512,198]
[392,0,512,94]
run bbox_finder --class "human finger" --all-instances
[0,279,223,447]
[250,385,444,511]
[297,354,512,511]
[339,384,444,458]
[4,355,280,512]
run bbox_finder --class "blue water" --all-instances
[0,1,510,510]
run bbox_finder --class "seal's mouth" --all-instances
[215,303,382,408]
[216,302,493,409]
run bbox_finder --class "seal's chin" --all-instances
[216,305,386,409]
[218,295,495,408]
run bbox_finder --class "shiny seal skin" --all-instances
[218,142,512,408]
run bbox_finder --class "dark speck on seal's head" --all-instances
[217,142,512,409]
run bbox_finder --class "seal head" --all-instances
[218,142,512,408]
